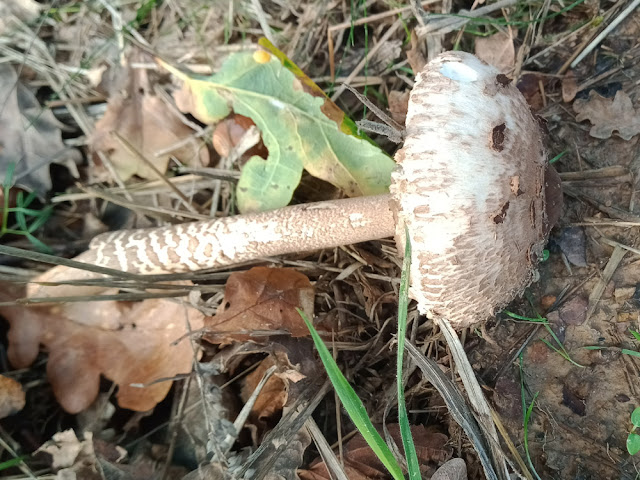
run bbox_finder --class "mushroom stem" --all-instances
[27,195,395,297]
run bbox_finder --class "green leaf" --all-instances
[397,230,420,480]
[629,329,640,343]
[631,407,640,428]
[299,309,405,480]
[160,53,395,213]
[628,433,640,455]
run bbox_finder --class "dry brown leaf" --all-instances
[0,64,80,196]
[431,458,468,480]
[388,90,410,126]
[562,70,578,103]
[0,374,25,418]
[203,267,315,345]
[240,352,305,426]
[90,50,208,181]
[300,424,451,480]
[474,31,515,73]
[212,113,268,160]
[573,90,640,140]
[1,283,203,413]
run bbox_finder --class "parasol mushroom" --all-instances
[27,51,562,329]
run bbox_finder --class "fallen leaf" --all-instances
[388,90,410,126]
[0,64,80,196]
[556,226,587,267]
[36,429,95,471]
[37,429,186,479]
[203,267,315,345]
[431,458,468,480]
[90,49,208,181]
[1,283,203,413]
[573,90,640,140]
[162,50,394,213]
[474,31,515,73]
[212,113,268,160]
[562,70,578,103]
[0,374,25,418]
[406,31,427,74]
[241,352,305,427]
[300,424,451,480]
[0,0,41,34]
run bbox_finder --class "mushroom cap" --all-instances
[391,51,560,328]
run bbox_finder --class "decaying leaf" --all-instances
[0,374,25,418]
[241,352,305,426]
[161,50,395,213]
[562,70,578,103]
[573,90,640,140]
[90,50,208,181]
[0,64,80,196]
[0,0,41,34]
[474,31,515,73]
[36,429,97,472]
[203,267,315,345]
[37,429,187,479]
[1,283,203,413]
[299,424,451,480]
[388,90,410,126]
[431,458,468,480]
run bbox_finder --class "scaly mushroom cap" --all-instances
[391,51,561,329]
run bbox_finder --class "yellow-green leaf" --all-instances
[160,52,394,213]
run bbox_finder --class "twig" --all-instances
[571,0,640,68]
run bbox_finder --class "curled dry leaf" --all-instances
[562,70,578,103]
[573,90,640,140]
[1,283,203,413]
[90,50,208,181]
[212,113,268,160]
[0,374,25,418]
[36,429,96,471]
[431,458,468,480]
[299,424,451,480]
[240,352,305,427]
[203,267,315,345]
[387,90,410,126]
[474,31,516,73]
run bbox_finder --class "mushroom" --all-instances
[27,51,562,329]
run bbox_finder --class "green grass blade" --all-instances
[622,349,640,358]
[523,392,542,480]
[0,455,28,471]
[397,230,420,480]
[300,310,405,480]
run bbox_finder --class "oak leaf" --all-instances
[1,283,203,413]
[300,424,451,480]
[161,50,394,213]
[203,267,315,345]
[573,90,640,140]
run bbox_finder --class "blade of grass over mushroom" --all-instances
[299,309,405,480]
[397,231,420,480]
[158,52,394,213]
